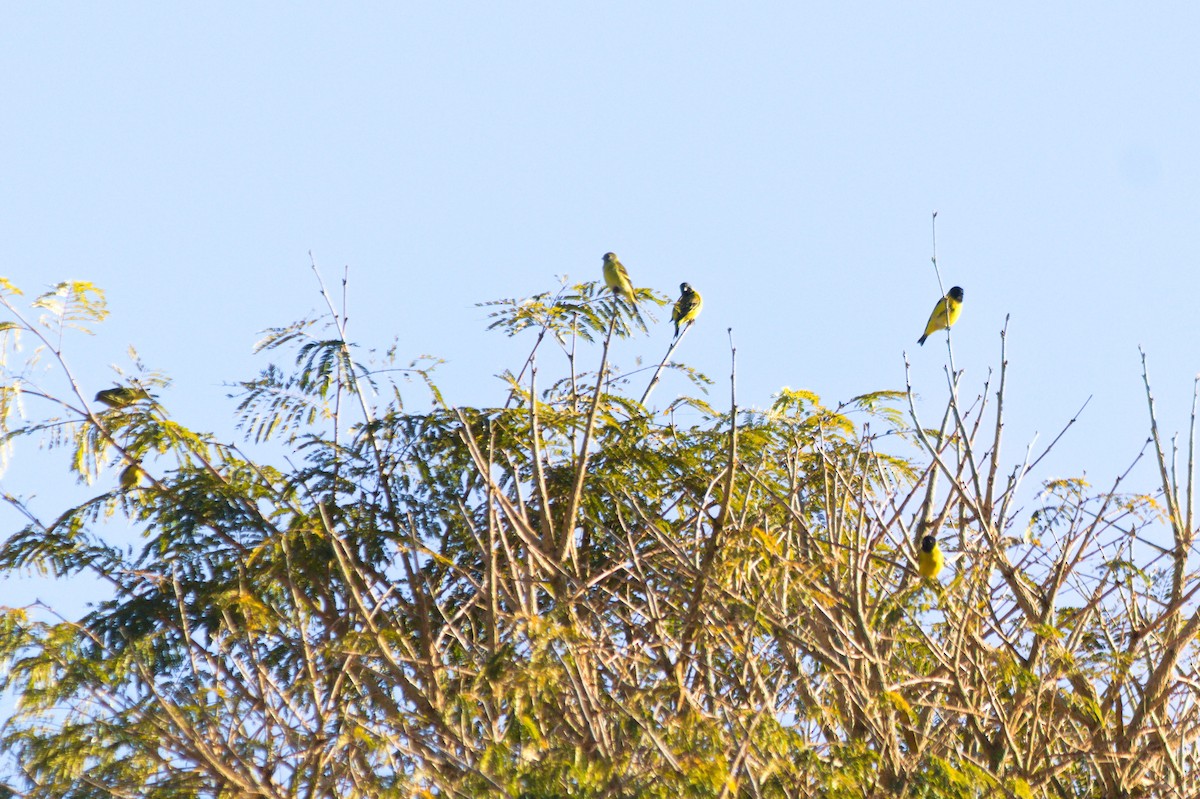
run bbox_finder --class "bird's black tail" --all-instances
[917,334,927,346]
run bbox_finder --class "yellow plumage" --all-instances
[95,386,152,408]
[670,282,702,337]
[918,535,944,580]
[119,462,144,490]
[602,252,635,303]
[917,286,964,345]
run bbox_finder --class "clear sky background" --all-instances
[2,5,1199,618]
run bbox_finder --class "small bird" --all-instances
[918,535,944,580]
[917,286,964,345]
[671,282,703,337]
[602,252,635,303]
[95,386,152,408]
[119,462,144,490]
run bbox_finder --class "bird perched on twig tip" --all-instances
[671,282,702,337]
[917,286,964,345]
[602,252,635,304]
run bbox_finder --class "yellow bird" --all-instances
[602,252,635,303]
[670,282,702,337]
[119,462,144,490]
[918,535,944,580]
[917,286,964,345]
[95,386,152,408]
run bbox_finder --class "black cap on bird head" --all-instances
[603,252,617,262]
[920,535,937,552]
[948,286,964,301]
[680,282,692,294]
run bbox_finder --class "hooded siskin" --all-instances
[602,252,635,303]
[671,282,702,336]
[95,386,153,408]
[918,535,944,579]
[917,286,964,345]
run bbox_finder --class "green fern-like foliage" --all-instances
[0,277,1194,798]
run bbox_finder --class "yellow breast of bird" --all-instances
[945,298,962,326]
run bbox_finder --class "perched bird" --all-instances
[917,286,964,345]
[918,535,944,580]
[602,252,635,303]
[119,462,144,490]
[95,386,152,408]
[671,282,703,337]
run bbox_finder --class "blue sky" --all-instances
[2,4,1199,617]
